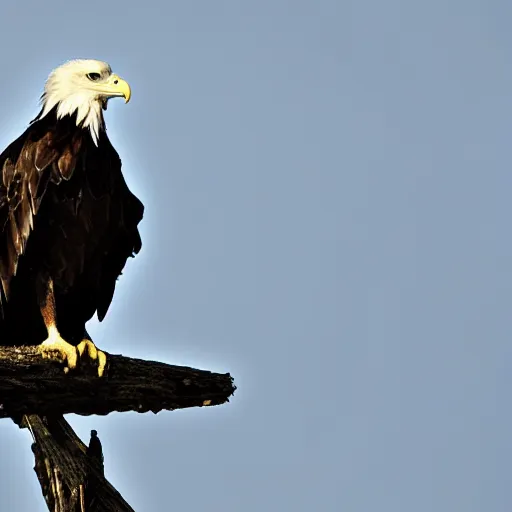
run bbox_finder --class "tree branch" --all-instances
[0,346,236,418]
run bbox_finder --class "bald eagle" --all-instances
[0,59,143,375]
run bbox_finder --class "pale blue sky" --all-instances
[0,0,511,510]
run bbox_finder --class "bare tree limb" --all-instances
[24,414,134,511]
[0,346,236,418]
[1,345,235,509]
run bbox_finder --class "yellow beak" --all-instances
[99,74,131,103]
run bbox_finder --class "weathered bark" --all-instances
[0,346,235,418]
[1,346,235,509]
[24,414,134,511]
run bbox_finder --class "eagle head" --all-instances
[37,59,131,144]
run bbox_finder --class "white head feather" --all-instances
[37,59,131,145]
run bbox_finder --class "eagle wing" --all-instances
[0,118,143,323]
[0,124,83,311]
[82,134,144,321]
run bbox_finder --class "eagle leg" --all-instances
[77,332,107,378]
[37,278,78,374]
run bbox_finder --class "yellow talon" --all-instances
[37,279,106,376]
[38,329,78,373]
[77,338,107,377]
[38,328,107,377]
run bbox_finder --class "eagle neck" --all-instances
[30,104,106,146]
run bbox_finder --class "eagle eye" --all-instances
[86,72,101,82]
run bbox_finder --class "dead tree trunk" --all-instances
[24,414,133,511]
[0,345,236,511]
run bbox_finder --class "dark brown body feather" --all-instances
[0,107,143,346]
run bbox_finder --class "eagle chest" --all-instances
[33,178,115,290]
